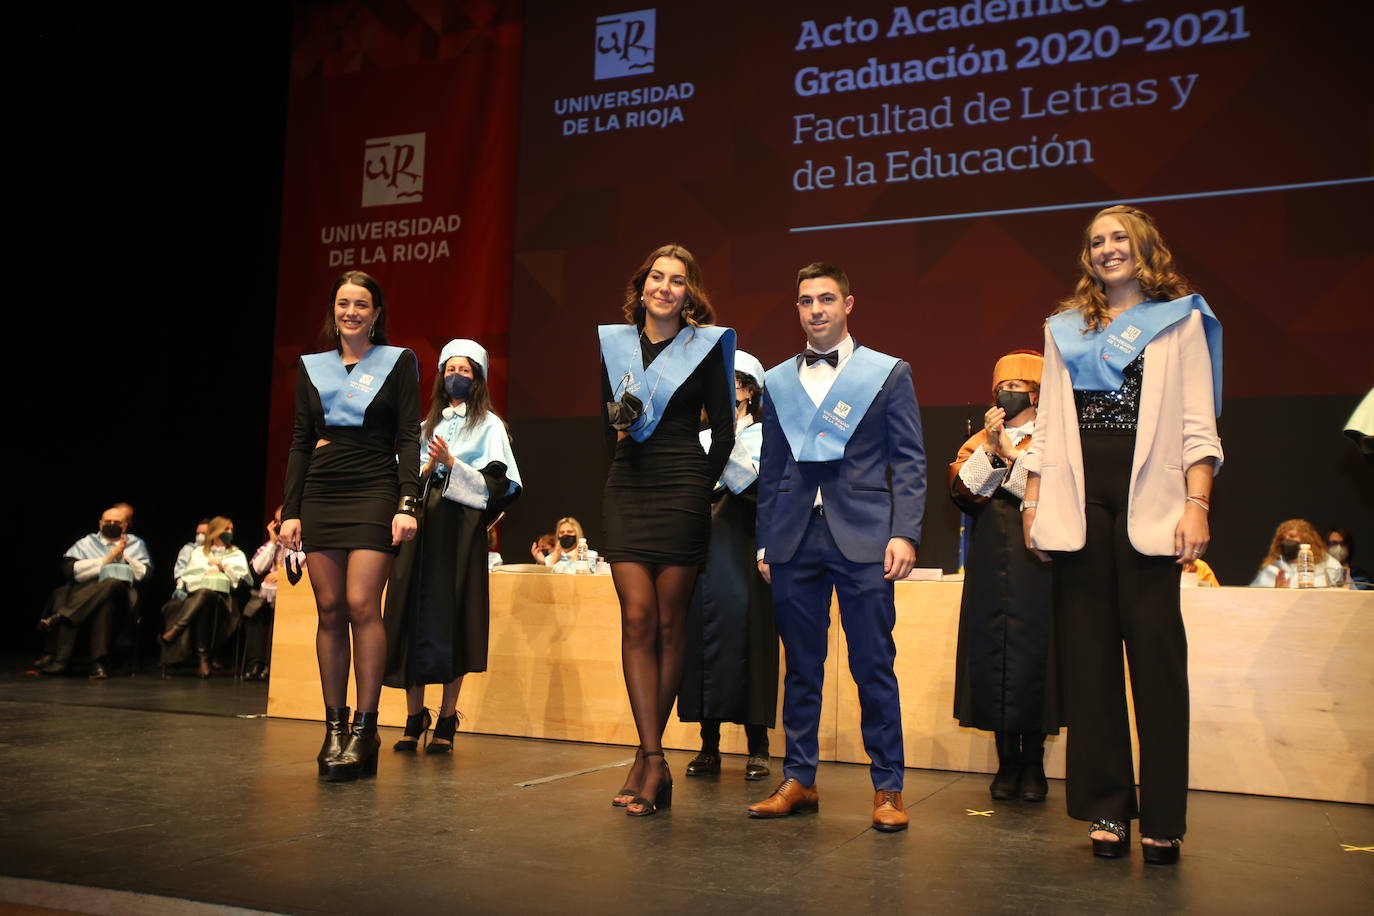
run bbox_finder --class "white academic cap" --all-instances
[437,338,488,377]
[734,350,765,389]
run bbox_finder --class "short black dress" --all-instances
[283,348,421,554]
[600,331,735,566]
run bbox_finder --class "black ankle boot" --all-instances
[323,709,380,781]
[1018,733,1049,802]
[990,732,1021,800]
[317,706,351,777]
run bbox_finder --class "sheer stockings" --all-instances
[307,548,392,713]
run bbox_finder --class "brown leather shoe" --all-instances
[872,790,909,832]
[747,778,819,818]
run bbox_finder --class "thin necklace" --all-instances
[637,328,676,408]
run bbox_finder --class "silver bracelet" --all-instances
[1186,496,1210,512]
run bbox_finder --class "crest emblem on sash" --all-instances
[1120,325,1142,342]
[832,400,852,419]
[359,374,375,386]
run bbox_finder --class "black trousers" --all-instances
[48,579,134,662]
[241,597,274,665]
[1052,429,1188,838]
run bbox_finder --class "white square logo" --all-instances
[359,373,375,387]
[595,9,655,80]
[832,400,852,419]
[362,133,425,208]
[1120,325,1142,342]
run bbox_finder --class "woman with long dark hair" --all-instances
[383,339,521,753]
[278,271,421,782]
[1022,206,1222,864]
[600,244,736,816]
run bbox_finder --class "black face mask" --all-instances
[995,389,1033,419]
[220,531,234,547]
[558,534,577,550]
[445,374,474,401]
[100,523,123,540]
[1280,539,1301,563]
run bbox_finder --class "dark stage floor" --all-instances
[0,671,1370,915]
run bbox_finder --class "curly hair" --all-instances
[1258,518,1328,570]
[1055,205,1194,331]
[620,244,715,328]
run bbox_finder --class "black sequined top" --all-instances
[1075,353,1144,429]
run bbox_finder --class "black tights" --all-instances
[612,562,698,792]
[307,549,393,713]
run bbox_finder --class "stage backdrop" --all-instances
[504,0,1373,582]
[265,1,522,519]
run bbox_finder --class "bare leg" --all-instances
[344,549,392,714]
[307,550,351,707]
[611,562,661,801]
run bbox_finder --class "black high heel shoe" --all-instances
[1090,820,1130,858]
[317,706,350,777]
[612,747,643,807]
[426,712,459,755]
[626,751,672,817]
[322,709,380,781]
[393,709,432,752]
[1142,837,1182,865]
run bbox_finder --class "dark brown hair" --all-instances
[620,244,715,328]
[320,270,389,350]
[797,262,850,298]
[421,356,493,443]
[737,370,763,423]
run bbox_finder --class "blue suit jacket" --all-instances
[756,351,926,565]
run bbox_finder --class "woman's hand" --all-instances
[279,519,302,551]
[427,434,453,469]
[1174,502,1210,566]
[392,513,418,547]
[529,541,546,563]
[1022,507,1052,563]
[984,406,1006,456]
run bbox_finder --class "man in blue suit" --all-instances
[750,262,926,832]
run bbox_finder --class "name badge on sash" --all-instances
[766,346,899,463]
[302,345,408,427]
[599,325,735,442]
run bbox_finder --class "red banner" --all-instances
[265,0,522,509]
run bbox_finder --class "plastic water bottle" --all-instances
[1296,543,1315,589]
[575,537,590,574]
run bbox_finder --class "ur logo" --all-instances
[1120,325,1142,342]
[362,133,425,208]
[833,400,852,419]
[595,9,655,80]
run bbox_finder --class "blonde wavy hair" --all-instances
[1258,518,1328,570]
[201,516,234,556]
[1056,205,1194,331]
[620,244,715,329]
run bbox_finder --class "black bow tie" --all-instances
[803,349,839,368]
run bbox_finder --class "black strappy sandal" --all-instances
[626,751,672,817]
[1090,819,1130,858]
[392,708,432,752]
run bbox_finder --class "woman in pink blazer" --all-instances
[1021,205,1223,865]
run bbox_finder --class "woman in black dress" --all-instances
[600,244,736,816]
[384,339,521,754]
[278,271,421,782]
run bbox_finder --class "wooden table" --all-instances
[269,569,1373,804]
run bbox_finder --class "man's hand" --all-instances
[882,538,916,581]
[757,560,771,585]
[104,535,127,564]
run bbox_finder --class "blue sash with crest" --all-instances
[302,345,408,427]
[1048,295,1222,412]
[765,346,899,463]
[599,325,735,442]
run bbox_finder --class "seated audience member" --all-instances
[530,517,597,573]
[1181,558,1220,586]
[35,503,152,679]
[1250,519,1344,588]
[488,528,504,571]
[160,516,249,678]
[242,507,294,681]
[529,533,555,563]
[1325,528,1371,590]
[172,519,211,598]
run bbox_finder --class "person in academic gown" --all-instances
[599,244,736,817]
[278,270,421,783]
[383,339,521,754]
[680,350,778,782]
[1022,206,1222,864]
[159,516,250,678]
[949,350,1059,803]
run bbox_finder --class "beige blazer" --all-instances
[1023,309,1223,555]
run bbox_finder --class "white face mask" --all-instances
[195,533,206,545]
[1329,544,1350,564]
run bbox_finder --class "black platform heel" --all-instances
[317,706,350,777]
[323,709,379,781]
[1142,837,1182,865]
[626,751,672,817]
[1090,819,1130,858]
[426,712,459,755]
[393,709,432,752]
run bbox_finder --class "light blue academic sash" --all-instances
[1048,295,1222,413]
[700,421,764,494]
[765,346,899,463]
[302,345,408,427]
[599,325,735,443]
[431,409,523,500]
